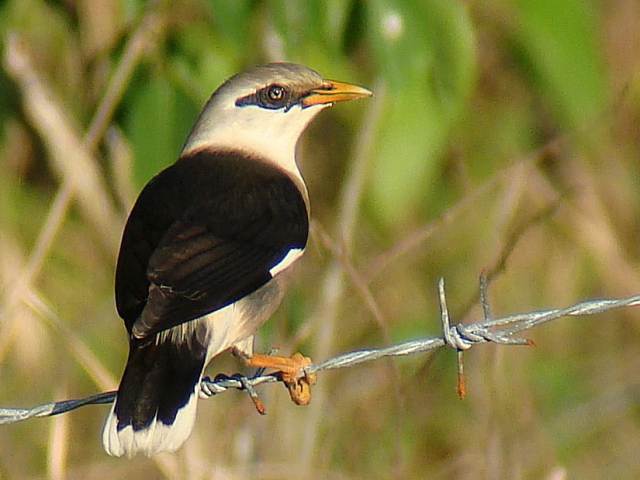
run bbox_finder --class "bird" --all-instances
[102,62,371,457]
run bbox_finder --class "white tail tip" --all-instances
[102,390,199,457]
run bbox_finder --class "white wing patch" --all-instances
[269,248,304,277]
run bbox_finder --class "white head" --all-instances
[182,63,371,177]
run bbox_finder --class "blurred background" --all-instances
[0,0,639,478]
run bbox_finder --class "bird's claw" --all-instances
[245,351,316,406]
[280,353,316,406]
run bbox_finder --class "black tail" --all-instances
[102,334,207,457]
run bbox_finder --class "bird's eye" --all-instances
[236,84,292,110]
[268,85,285,101]
[258,84,290,109]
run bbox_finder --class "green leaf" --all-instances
[513,0,607,128]
[208,0,254,47]
[366,0,476,224]
[267,0,353,70]
[169,23,239,101]
[126,72,199,188]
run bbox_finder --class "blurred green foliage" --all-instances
[367,0,476,223]
[515,0,606,127]
[1,0,639,478]
[126,72,199,187]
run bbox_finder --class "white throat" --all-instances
[182,102,328,180]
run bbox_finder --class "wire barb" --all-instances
[1,280,639,425]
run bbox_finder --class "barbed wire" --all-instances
[1,276,638,425]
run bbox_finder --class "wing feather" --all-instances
[115,149,308,338]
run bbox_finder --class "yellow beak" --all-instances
[301,80,372,107]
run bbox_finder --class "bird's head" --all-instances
[183,63,372,176]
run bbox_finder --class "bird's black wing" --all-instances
[114,149,308,338]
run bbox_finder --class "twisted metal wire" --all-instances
[1,277,638,425]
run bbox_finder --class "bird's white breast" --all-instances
[183,102,327,182]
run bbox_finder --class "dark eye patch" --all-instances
[236,84,293,110]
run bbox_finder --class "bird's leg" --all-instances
[234,349,317,405]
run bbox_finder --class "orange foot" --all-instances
[245,352,317,405]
